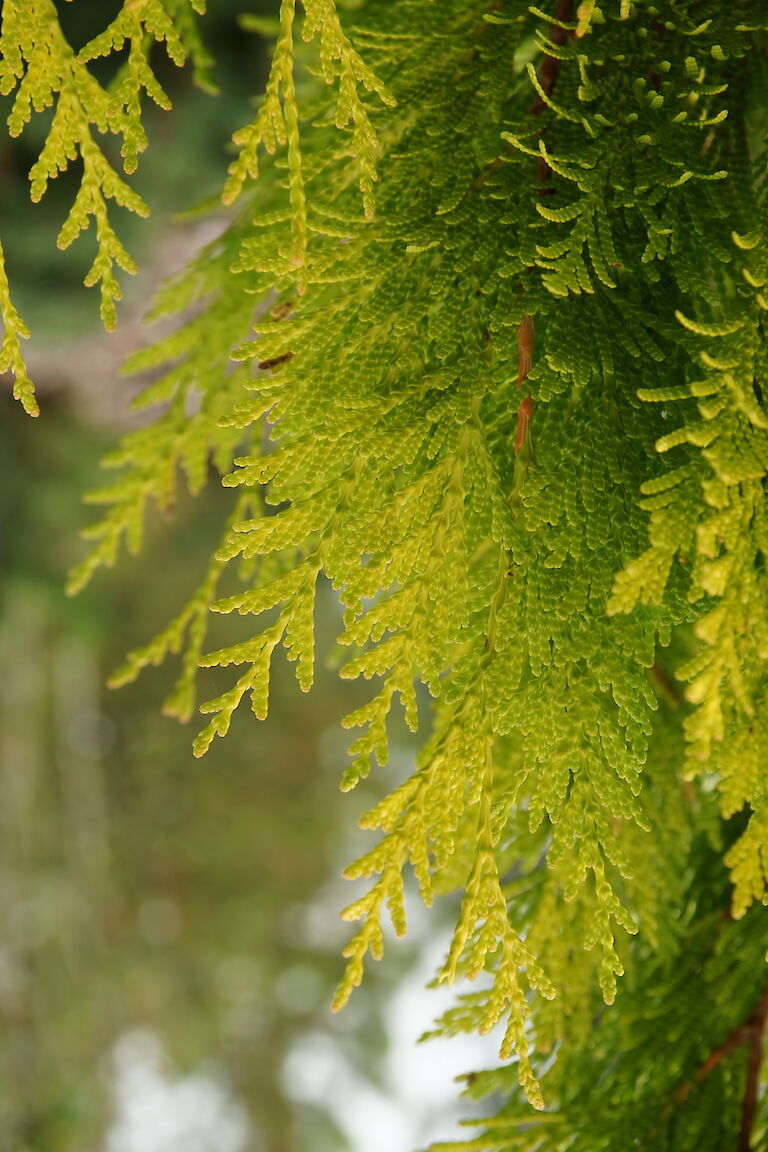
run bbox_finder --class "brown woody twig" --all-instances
[671,983,768,1152]
[512,0,574,459]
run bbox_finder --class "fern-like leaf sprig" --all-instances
[0,0,211,406]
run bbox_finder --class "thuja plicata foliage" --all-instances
[5,0,768,1146]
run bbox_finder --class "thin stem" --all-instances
[675,1026,753,1107]
[670,981,768,1152]
[509,1,575,472]
[739,984,768,1152]
[529,0,575,183]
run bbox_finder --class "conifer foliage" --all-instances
[4,0,768,1146]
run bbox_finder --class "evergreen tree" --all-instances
[3,1,768,1147]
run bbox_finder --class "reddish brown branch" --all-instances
[739,984,768,1152]
[675,1025,753,1107]
[528,0,575,115]
[475,0,574,193]
[670,983,768,1151]
[529,0,575,187]
[511,3,576,458]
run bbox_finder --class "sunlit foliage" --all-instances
[4,1,768,1146]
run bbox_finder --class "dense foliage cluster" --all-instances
[4,1,768,1148]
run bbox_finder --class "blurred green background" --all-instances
[0,396,369,1152]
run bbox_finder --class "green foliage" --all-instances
[0,237,36,414]
[7,0,768,1146]
[0,403,357,1152]
[0,0,209,393]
